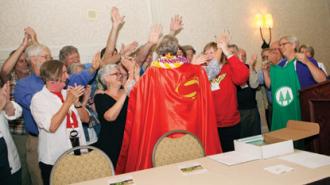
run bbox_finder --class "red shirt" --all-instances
[212,55,249,127]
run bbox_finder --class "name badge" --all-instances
[211,81,220,91]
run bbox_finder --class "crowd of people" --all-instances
[0,6,328,185]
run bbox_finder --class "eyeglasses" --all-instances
[109,72,122,77]
[39,55,53,60]
[279,42,290,47]
[261,55,268,60]
[270,48,279,52]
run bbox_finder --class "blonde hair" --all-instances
[97,64,118,90]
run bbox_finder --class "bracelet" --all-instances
[74,105,83,109]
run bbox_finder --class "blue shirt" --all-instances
[14,74,44,135]
[278,58,319,89]
[67,69,95,87]
[14,70,95,135]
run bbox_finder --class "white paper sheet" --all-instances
[264,164,294,175]
[279,151,330,169]
[208,151,259,166]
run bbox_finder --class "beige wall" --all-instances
[1,0,330,70]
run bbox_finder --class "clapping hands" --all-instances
[67,85,85,105]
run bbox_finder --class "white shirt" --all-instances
[318,62,328,75]
[31,86,86,165]
[0,101,22,174]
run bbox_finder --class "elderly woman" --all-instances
[30,60,88,185]
[94,60,137,167]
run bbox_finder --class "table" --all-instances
[72,151,330,185]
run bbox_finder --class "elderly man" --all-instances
[263,36,326,131]
[14,43,99,185]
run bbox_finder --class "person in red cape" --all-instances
[116,35,222,174]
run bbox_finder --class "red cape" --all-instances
[116,63,222,173]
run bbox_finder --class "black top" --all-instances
[237,65,257,110]
[237,85,257,110]
[94,93,128,167]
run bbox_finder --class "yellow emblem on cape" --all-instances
[212,73,226,84]
[175,76,199,99]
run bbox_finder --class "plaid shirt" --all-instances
[9,73,26,135]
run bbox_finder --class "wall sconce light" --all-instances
[255,13,273,48]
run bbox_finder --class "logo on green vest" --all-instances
[275,86,294,107]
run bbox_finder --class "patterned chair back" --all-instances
[50,145,114,185]
[152,130,205,167]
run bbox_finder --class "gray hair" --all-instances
[97,64,118,90]
[299,44,315,57]
[59,45,78,61]
[68,63,85,74]
[155,35,179,56]
[280,36,300,51]
[25,44,49,61]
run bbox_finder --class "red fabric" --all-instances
[52,92,78,128]
[116,63,222,174]
[212,55,249,127]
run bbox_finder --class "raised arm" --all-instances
[102,7,125,65]
[169,15,183,36]
[0,34,29,82]
[217,33,249,85]
[0,82,22,118]
[68,52,100,86]
[296,53,326,83]
[0,82,13,114]
[134,24,162,66]
[119,42,139,59]
[24,27,39,44]
[121,56,140,81]
[262,62,271,88]
[247,54,259,89]
[88,52,101,74]
[191,54,208,65]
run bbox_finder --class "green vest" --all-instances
[270,60,301,131]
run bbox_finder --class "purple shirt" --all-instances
[278,57,319,89]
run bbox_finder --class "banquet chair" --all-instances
[152,130,205,167]
[50,145,114,185]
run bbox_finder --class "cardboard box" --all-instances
[234,120,320,159]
